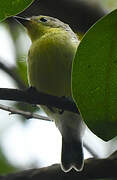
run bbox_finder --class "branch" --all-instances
[0,87,109,158]
[0,87,79,113]
[0,103,51,121]
[0,87,111,160]
[2,151,117,180]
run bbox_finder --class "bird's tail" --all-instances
[61,137,84,172]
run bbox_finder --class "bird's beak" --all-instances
[14,16,30,27]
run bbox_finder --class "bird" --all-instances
[14,15,86,172]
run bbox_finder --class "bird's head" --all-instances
[14,15,71,42]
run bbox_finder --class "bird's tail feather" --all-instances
[61,137,84,172]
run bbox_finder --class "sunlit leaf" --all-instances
[72,9,117,141]
[0,0,34,22]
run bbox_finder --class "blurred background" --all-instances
[0,0,117,174]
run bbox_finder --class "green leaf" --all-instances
[16,58,28,86]
[0,0,34,22]
[72,9,117,141]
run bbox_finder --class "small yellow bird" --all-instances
[15,15,86,172]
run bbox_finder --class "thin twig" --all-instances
[0,102,101,158]
[0,87,103,158]
[0,103,51,121]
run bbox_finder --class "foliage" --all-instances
[0,0,34,22]
[72,9,117,141]
[16,59,28,86]
[0,147,17,173]
[0,0,117,178]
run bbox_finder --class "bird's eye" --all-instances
[40,17,48,22]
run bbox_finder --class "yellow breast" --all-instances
[27,29,78,97]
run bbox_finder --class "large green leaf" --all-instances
[72,9,117,141]
[0,0,34,22]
